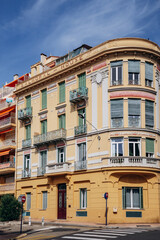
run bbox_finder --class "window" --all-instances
[24,154,30,170]
[40,150,47,174]
[26,193,31,210]
[41,89,47,109]
[111,138,123,156]
[122,187,143,209]
[58,147,65,163]
[111,61,123,86]
[146,138,154,157]
[42,191,47,210]
[26,95,31,108]
[59,82,65,103]
[78,142,86,162]
[59,114,66,129]
[128,99,141,127]
[129,138,140,156]
[110,99,123,128]
[80,188,87,209]
[145,100,154,128]
[128,60,140,85]
[78,72,86,87]
[25,124,31,139]
[145,62,153,87]
[41,120,47,134]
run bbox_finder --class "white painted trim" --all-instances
[48,160,56,164]
[32,169,37,173]
[88,151,109,158]
[17,171,22,175]
[92,81,97,129]
[102,75,108,128]
[88,159,102,164]
[67,157,74,161]
[47,88,57,94]
[18,101,24,106]
[31,94,40,100]
[66,79,76,87]
[32,163,38,167]
[17,166,22,169]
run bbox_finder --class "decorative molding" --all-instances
[32,163,38,167]
[110,90,155,101]
[66,75,76,82]
[18,101,24,106]
[88,159,102,164]
[66,79,76,87]
[32,169,37,173]
[47,87,57,94]
[92,61,106,71]
[67,157,74,161]
[31,94,40,100]
[32,90,39,96]
[57,108,65,115]
[56,104,66,110]
[38,110,48,116]
[48,83,56,89]
[40,114,47,120]
[110,131,156,137]
[18,96,24,101]
[86,69,91,74]
[108,87,156,95]
[88,151,109,158]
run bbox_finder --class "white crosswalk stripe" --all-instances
[74,233,117,238]
[61,228,150,240]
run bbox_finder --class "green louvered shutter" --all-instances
[145,62,153,81]
[41,120,47,134]
[78,73,86,88]
[139,187,143,209]
[78,108,86,126]
[42,89,47,109]
[59,115,66,129]
[26,95,31,108]
[59,82,65,103]
[26,124,31,139]
[146,138,154,154]
[128,60,140,73]
[122,187,126,209]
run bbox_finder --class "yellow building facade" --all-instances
[15,38,160,224]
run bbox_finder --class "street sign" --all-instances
[21,195,26,203]
[104,192,108,199]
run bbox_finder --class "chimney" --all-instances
[41,53,47,65]
[13,74,19,81]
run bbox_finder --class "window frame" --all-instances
[78,142,86,162]
[80,188,87,209]
[59,81,65,103]
[26,192,31,210]
[122,187,143,209]
[25,124,31,140]
[41,119,47,134]
[129,138,141,156]
[57,146,65,163]
[110,99,123,128]
[42,191,47,210]
[145,100,154,128]
[58,114,66,129]
[146,138,154,157]
[128,99,141,127]
[41,89,47,110]
[111,138,124,157]
[111,61,123,86]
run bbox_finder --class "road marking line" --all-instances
[93,230,134,234]
[84,231,126,236]
[74,233,117,238]
[62,236,107,240]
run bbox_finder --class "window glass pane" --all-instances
[135,143,140,156]
[118,143,123,156]
[118,66,122,81]
[129,73,133,80]
[133,188,140,208]
[129,143,133,156]
[112,143,116,156]
[43,191,47,210]
[126,189,131,208]
[26,193,31,210]
[112,67,116,81]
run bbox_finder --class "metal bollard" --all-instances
[29,216,31,226]
[42,217,44,226]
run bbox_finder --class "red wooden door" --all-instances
[58,184,66,219]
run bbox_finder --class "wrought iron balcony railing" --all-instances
[22,139,32,148]
[37,167,46,176]
[74,124,87,136]
[70,87,88,103]
[74,160,87,171]
[34,129,66,146]
[18,107,32,120]
[22,169,31,178]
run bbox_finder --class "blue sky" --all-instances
[0,0,160,86]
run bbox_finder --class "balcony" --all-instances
[0,162,15,174]
[0,139,16,150]
[18,107,32,120]
[0,183,15,193]
[0,87,15,99]
[74,124,87,136]
[34,129,66,147]
[22,169,31,178]
[22,139,32,148]
[70,87,88,103]
[0,117,16,132]
[0,100,15,110]
[108,157,160,169]
[46,162,71,175]
[74,160,87,171]
[37,167,46,176]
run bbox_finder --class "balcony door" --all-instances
[40,150,47,174]
[58,184,66,219]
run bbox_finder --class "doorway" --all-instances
[58,184,66,219]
